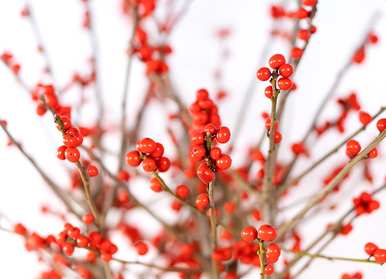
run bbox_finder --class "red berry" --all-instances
[216,126,231,144]
[240,226,257,242]
[76,235,89,248]
[137,138,157,154]
[364,242,378,256]
[303,0,317,6]
[65,147,80,163]
[191,130,205,146]
[135,241,149,255]
[358,111,372,125]
[62,243,75,256]
[216,154,232,171]
[269,54,286,69]
[376,118,386,132]
[210,147,222,160]
[157,157,171,172]
[264,264,274,275]
[150,177,163,192]
[126,150,142,167]
[87,164,99,177]
[346,139,361,159]
[195,193,209,210]
[190,145,206,162]
[277,78,293,90]
[142,158,157,172]
[196,162,215,184]
[176,184,190,200]
[367,148,378,159]
[150,142,164,158]
[57,145,67,160]
[274,131,282,144]
[374,249,386,264]
[256,67,271,81]
[266,243,281,263]
[82,213,94,225]
[278,63,293,78]
[257,224,277,241]
[264,86,273,99]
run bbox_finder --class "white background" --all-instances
[0,0,386,278]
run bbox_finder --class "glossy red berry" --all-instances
[264,264,274,275]
[278,63,293,78]
[82,213,94,225]
[87,164,99,177]
[126,151,142,167]
[364,242,378,256]
[157,157,171,172]
[150,142,164,158]
[216,154,232,171]
[256,67,271,81]
[367,148,378,159]
[264,86,273,99]
[376,118,386,132]
[346,139,361,159]
[257,224,277,241]
[196,162,215,184]
[57,145,67,160]
[266,243,281,263]
[216,126,231,144]
[65,147,80,163]
[195,193,209,210]
[303,0,317,6]
[210,147,222,160]
[240,226,257,242]
[142,158,157,172]
[274,131,282,144]
[277,78,293,90]
[374,249,386,264]
[135,241,149,256]
[358,111,372,125]
[176,184,190,200]
[137,138,157,154]
[269,54,286,69]
[62,243,75,256]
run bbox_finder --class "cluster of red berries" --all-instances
[189,89,232,184]
[133,26,170,75]
[270,1,317,60]
[14,221,118,263]
[364,242,386,264]
[32,84,100,175]
[353,192,380,216]
[340,272,363,279]
[240,224,281,275]
[1,51,21,75]
[256,54,294,96]
[126,138,171,173]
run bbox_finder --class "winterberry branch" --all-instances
[281,182,386,277]
[0,122,82,220]
[279,106,386,194]
[285,249,381,265]
[278,129,386,240]
[112,257,200,274]
[278,11,381,185]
